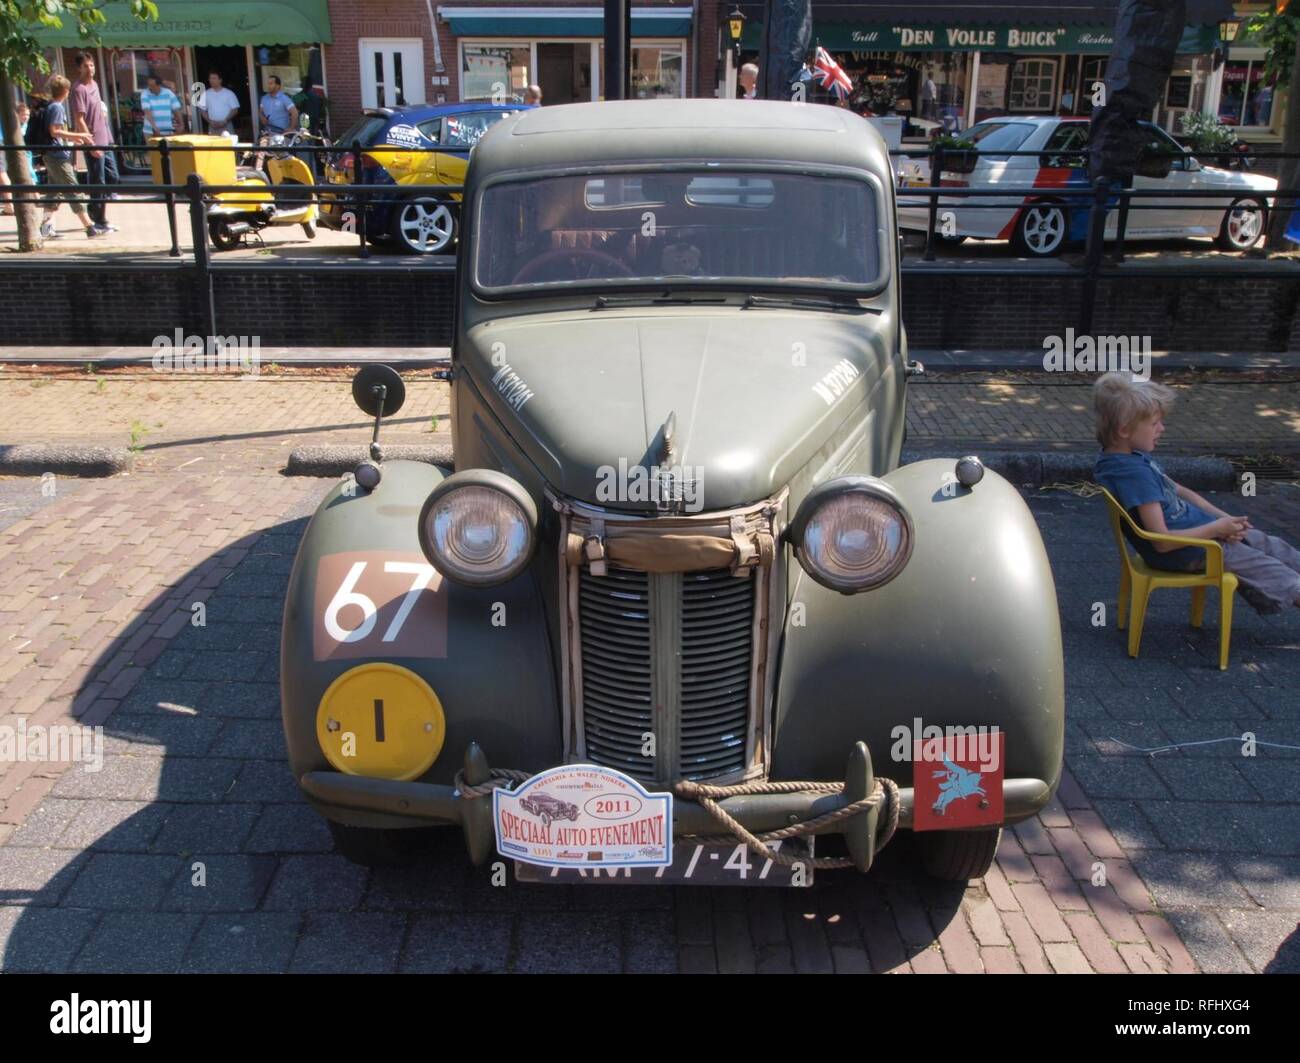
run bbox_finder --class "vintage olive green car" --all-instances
[281,99,1064,886]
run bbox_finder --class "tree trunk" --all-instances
[0,69,43,252]
[1264,28,1300,250]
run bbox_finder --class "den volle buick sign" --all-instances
[841,24,1116,51]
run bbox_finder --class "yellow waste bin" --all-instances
[148,134,237,186]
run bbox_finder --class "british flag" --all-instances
[813,46,853,100]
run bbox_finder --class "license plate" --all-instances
[515,838,814,887]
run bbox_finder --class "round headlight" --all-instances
[790,477,912,594]
[418,470,538,586]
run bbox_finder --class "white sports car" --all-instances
[896,116,1277,257]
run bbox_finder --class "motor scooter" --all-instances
[207,123,327,251]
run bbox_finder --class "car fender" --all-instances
[280,459,560,827]
[771,459,1064,813]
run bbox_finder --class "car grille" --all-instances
[578,566,654,778]
[576,564,756,785]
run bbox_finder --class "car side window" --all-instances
[1041,124,1088,169]
[1142,124,1187,171]
[444,112,512,148]
[417,119,442,144]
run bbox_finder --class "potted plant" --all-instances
[931,132,978,174]
[1179,111,1242,168]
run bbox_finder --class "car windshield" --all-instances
[474,170,880,292]
[957,121,1037,153]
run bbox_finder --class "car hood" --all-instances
[460,305,893,511]
[1200,166,1278,192]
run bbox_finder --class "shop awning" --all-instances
[32,0,332,47]
[437,6,694,38]
[740,0,1232,53]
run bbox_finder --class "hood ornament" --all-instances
[658,411,677,466]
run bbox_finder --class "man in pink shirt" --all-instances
[69,52,118,233]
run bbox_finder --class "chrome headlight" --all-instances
[789,476,913,594]
[418,470,538,587]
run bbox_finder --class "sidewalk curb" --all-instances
[0,444,132,477]
[285,444,1237,491]
[286,444,454,477]
[901,447,1237,490]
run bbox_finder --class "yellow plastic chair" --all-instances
[1097,487,1237,670]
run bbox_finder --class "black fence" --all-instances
[4,138,1300,341]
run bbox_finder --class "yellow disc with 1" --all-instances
[316,663,446,781]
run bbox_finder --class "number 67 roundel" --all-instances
[313,551,448,661]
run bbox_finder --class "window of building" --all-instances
[598,42,688,99]
[1008,57,1057,112]
[461,43,531,101]
[1219,59,1275,127]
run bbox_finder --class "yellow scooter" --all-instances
[207,126,324,251]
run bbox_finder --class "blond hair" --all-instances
[1093,372,1175,447]
[47,74,70,100]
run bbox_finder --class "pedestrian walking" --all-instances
[69,52,117,233]
[140,74,183,139]
[37,75,102,240]
[199,72,240,135]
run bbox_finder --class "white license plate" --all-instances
[514,838,813,887]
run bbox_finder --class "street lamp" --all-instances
[1218,18,1242,44]
[728,6,746,59]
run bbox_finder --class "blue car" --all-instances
[321,101,528,255]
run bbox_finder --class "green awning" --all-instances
[33,0,331,47]
[440,6,692,38]
[743,22,1217,55]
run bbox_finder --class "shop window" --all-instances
[632,45,683,98]
[462,44,531,101]
[1008,58,1057,112]
[1219,60,1275,127]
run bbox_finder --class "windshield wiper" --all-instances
[593,293,729,309]
[743,295,880,314]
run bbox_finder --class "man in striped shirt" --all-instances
[140,75,183,138]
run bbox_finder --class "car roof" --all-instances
[471,99,893,179]
[385,101,526,123]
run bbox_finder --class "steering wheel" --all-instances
[511,247,635,285]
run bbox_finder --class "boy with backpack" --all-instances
[37,75,102,239]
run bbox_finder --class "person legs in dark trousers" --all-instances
[84,150,107,226]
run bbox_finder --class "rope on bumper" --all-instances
[454,767,533,799]
[674,777,901,870]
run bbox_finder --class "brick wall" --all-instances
[5,261,1300,351]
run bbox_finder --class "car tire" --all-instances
[208,218,242,252]
[915,827,1002,882]
[1216,197,1267,251]
[327,820,438,867]
[1011,202,1068,257]
[392,195,456,255]
[302,220,317,239]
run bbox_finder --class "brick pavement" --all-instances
[0,371,1297,972]
[1,369,1297,476]
[1,458,1296,971]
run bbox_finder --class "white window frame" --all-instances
[1008,56,1058,112]
[358,37,426,110]
[1219,49,1276,132]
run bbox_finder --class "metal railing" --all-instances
[4,139,1300,337]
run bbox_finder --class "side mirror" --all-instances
[352,364,406,418]
[1136,151,1174,180]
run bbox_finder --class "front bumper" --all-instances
[300,742,1054,873]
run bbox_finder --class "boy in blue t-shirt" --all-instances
[1093,372,1300,615]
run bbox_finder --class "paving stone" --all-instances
[61,799,169,852]
[264,855,369,911]
[1233,804,1300,856]
[0,904,100,972]
[1239,761,1300,802]
[290,912,406,973]
[182,651,269,683]
[226,760,302,804]
[63,852,182,911]
[244,803,333,853]
[1149,758,1254,802]
[514,911,622,974]
[102,714,224,757]
[181,913,301,973]
[0,848,86,906]
[1126,852,1254,909]
[622,910,677,973]
[72,911,201,973]
[161,854,279,912]
[1227,856,1300,909]
[208,719,287,760]
[1139,801,1258,853]
[400,912,513,973]
[51,754,162,800]
[1219,909,1300,974]
[1066,756,1172,799]
[151,803,261,855]
[1091,800,1165,851]
[6,797,82,847]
